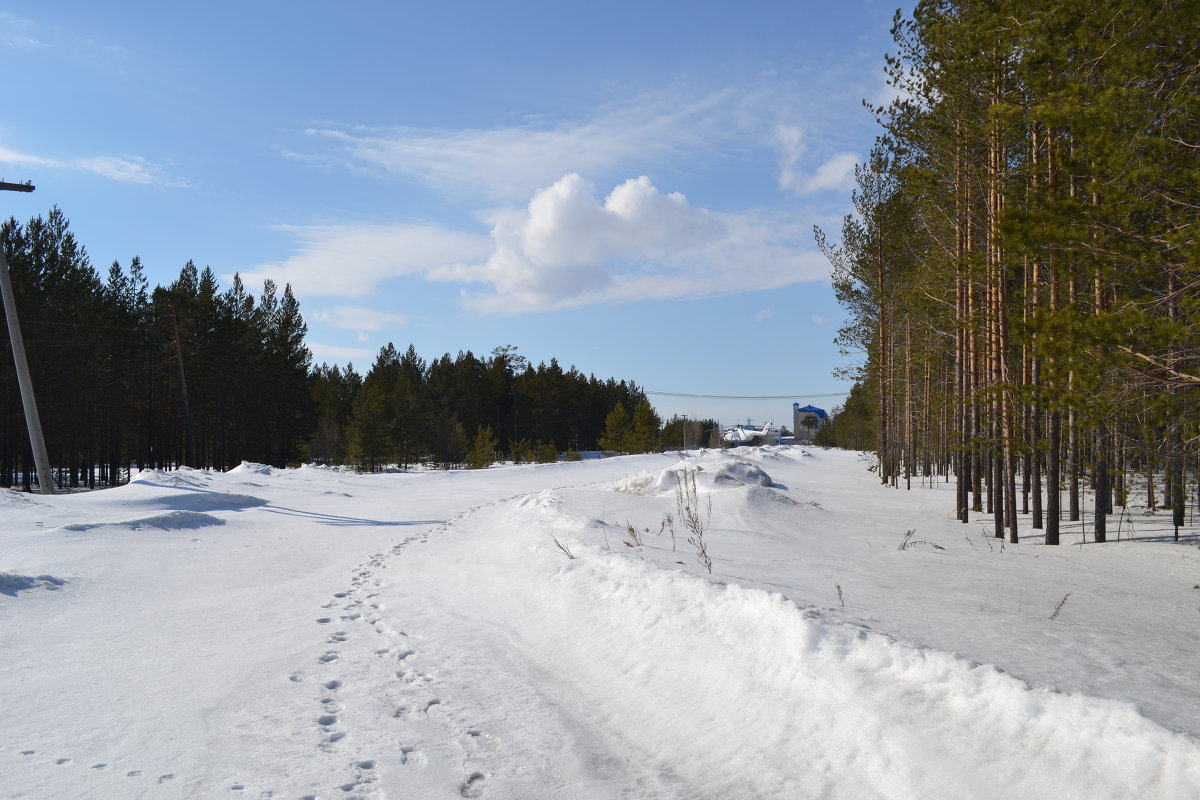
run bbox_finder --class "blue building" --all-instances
[792,404,828,444]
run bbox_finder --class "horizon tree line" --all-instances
[0,207,671,487]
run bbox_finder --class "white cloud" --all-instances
[460,174,829,313]
[75,155,173,185]
[298,90,734,202]
[240,223,492,298]
[0,146,61,168]
[754,309,774,323]
[1,145,180,186]
[801,153,859,194]
[0,13,47,49]
[306,342,374,362]
[256,174,829,314]
[468,174,717,308]
[313,306,410,331]
[775,124,806,193]
[777,129,859,196]
[811,315,827,325]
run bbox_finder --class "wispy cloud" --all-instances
[0,13,48,50]
[239,222,493,298]
[305,342,375,362]
[296,90,736,202]
[754,309,774,323]
[75,155,178,185]
[0,145,180,186]
[775,124,806,193]
[0,146,61,169]
[313,306,410,331]
[776,125,858,195]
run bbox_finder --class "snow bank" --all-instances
[529,507,1200,799]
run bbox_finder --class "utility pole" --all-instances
[0,179,54,494]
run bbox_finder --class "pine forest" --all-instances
[0,209,656,488]
[817,0,1199,543]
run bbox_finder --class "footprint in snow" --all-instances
[398,746,425,767]
[319,651,340,663]
[460,771,486,798]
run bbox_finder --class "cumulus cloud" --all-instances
[240,223,492,298]
[467,174,717,308]
[461,174,828,313]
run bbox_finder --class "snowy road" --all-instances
[2,449,1199,799]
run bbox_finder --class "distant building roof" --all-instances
[793,404,828,419]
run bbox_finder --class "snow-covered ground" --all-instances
[2,446,1198,799]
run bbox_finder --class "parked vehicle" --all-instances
[721,423,780,447]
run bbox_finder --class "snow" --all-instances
[1,446,1198,799]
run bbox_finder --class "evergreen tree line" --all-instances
[0,208,661,486]
[311,342,655,471]
[817,0,1198,544]
[0,208,312,489]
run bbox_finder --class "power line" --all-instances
[646,390,850,400]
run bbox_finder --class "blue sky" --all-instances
[1,1,901,427]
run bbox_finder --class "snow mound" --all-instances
[62,510,226,532]
[0,572,66,596]
[713,460,774,487]
[613,464,697,495]
[146,491,267,512]
[129,468,210,488]
[743,484,801,507]
[229,461,277,476]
